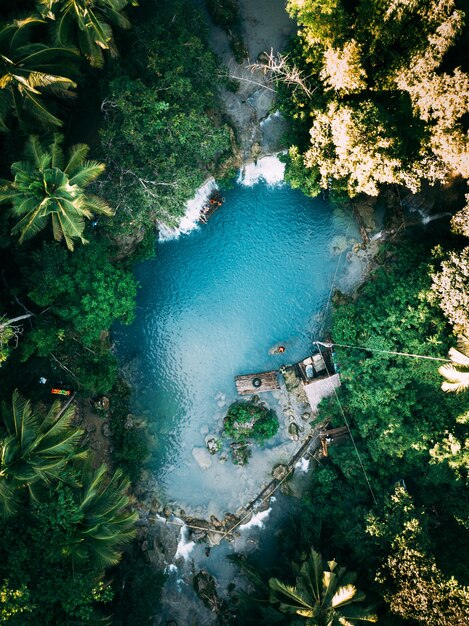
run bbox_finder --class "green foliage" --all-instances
[0,389,136,624]
[104,380,150,483]
[259,241,468,625]
[281,0,468,197]
[0,135,112,250]
[332,244,461,468]
[37,0,136,68]
[97,1,232,235]
[268,548,377,624]
[0,319,15,367]
[53,465,137,569]
[0,496,114,625]
[25,239,136,347]
[224,401,279,442]
[0,390,84,517]
[367,486,469,626]
[0,17,77,131]
[0,580,32,621]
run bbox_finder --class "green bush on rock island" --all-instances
[224,401,279,442]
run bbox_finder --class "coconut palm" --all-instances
[64,463,137,568]
[0,390,85,517]
[37,0,136,68]
[268,549,377,625]
[0,134,112,250]
[0,17,77,130]
[439,335,469,393]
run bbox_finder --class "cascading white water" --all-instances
[174,523,196,561]
[237,154,286,186]
[158,177,218,241]
[158,156,287,242]
[239,507,272,530]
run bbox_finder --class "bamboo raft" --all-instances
[235,370,280,395]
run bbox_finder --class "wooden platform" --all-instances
[235,370,280,395]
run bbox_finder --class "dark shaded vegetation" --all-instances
[229,238,469,626]
[0,0,233,623]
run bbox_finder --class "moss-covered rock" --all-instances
[223,401,279,442]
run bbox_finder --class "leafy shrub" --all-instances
[224,402,279,442]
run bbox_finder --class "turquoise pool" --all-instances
[115,175,362,514]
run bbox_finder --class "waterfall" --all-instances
[239,507,272,530]
[158,177,218,241]
[238,155,286,186]
[174,523,196,561]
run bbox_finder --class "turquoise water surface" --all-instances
[114,180,361,513]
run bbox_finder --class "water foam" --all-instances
[239,507,272,530]
[295,457,310,472]
[175,524,195,561]
[165,563,178,574]
[158,177,218,241]
[421,211,451,225]
[238,155,285,186]
[260,110,282,128]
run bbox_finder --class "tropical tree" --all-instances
[268,548,377,625]
[439,336,469,393]
[0,390,84,517]
[37,0,136,68]
[0,17,77,130]
[64,463,137,568]
[0,134,112,250]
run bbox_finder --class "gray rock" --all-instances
[288,422,300,441]
[192,447,213,470]
[272,464,289,480]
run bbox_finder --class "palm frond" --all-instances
[439,364,469,393]
[68,161,105,186]
[331,584,362,608]
[269,578,314,615]
[0,477,20,518]
[86,193,113,216]
[448,346,469,367]
[24,135,45,167]
[49,133,65,169]
[64,143,89,174]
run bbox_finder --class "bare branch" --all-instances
[247,49,316,99]
[220,71,276,93]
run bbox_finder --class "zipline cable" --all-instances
[317,344,378,506]
[315,341,450,363]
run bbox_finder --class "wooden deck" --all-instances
[235,370,280,395]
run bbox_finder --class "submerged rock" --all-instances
[288,422,300,441]
[272,463,289,480]
[192,447,212,470]
[193,570,223,612]
[205,436,222,455]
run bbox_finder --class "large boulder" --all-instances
[192,446,212,470]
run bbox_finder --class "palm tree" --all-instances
[439,335,469,393]
[0,134,112,250]
[0,390,85,517]
[0,17,77,130]
[37,0,136,68]
[268,549,377,625]
[64,463,137,568]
